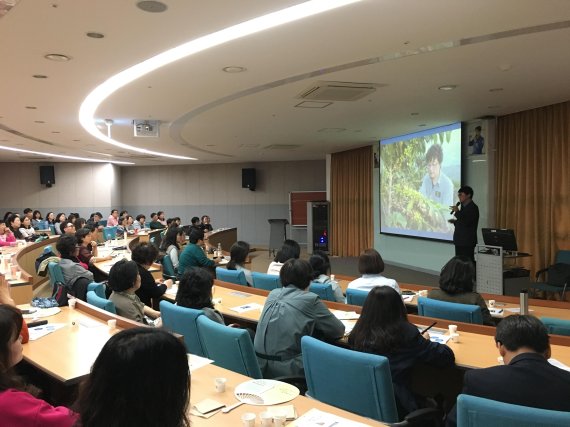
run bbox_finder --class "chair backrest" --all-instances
[86,291,116,314]
[417,297,483,324]
[540,317,570,336]
[309,282,336,301]
[251,272,281,291]
[49,224,56,235]
[87,282,106,298]
[555,250,570,265]
[47,262,65,290]
[215,267,248,286]
[162,255,177,279]
[36,220,49,230]
[98,219,107,227]
[103,226,117,240]
[301,336,398,423]
[456,394,570,427]
[160,301,206,356]
[196,315,262,378]
[345,288,369,306]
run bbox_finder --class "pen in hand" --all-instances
[420,321,437,335]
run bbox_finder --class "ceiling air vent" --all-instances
[297,81,376,101]
[133,120,160,137]
[264,144,300,150]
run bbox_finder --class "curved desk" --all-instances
[206,227,237,252]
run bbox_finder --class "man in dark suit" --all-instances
[446,315,570,426]
[449,185,479,263]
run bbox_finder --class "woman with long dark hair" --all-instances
[348,286,454,415]
[0,305,76,426]
[74,328,190,427]
[267,239,300,275]
[176,267,223,324]
[162,227,186,272]
[226,241,252,286]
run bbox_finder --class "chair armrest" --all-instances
[386,407,442,427]
[535,268,548,281]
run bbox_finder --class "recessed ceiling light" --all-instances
[86,32,105,39]
[0,145,133,164]
[418,124,427,127]
[51,131,61,134]
[410,112,419,116]
[32,74,48,79]
[438,85,457,91]
[25,106,37,109]
[44,53,71,62]
[222,66,247,73]
[73,139,81,142]
[489,88,503,92]
[34,120,45,123]
[136,1,168,13]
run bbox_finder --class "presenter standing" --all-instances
[449,186,479,263]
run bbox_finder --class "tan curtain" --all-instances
[331,146,373,256]
[496,101,570,277]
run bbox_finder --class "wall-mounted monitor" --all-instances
[379,122,462,242]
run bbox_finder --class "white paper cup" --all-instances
[241,412,256,427]
[15,271,22,280]
[107,319,117,329]
[489,300,496,307]
[68,298,77,309]
[273,414,287,427]
[451,333,460,343]
[418,290,428,297]
[260,411,273,427]
[215,377,227,393]
[448,324,458,334]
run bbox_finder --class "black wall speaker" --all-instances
[242,168,256,191]
[39,165,55,187]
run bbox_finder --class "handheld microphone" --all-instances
[450,202,460,215]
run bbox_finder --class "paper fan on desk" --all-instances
[234,379,299,406]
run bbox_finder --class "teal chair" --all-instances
[456,394,570,427]
[49,224,56,235]
[160,301,206,356]
[196,315,262,378]
[47,262,65,293]
[346,288,369,306]
[309,282,336,301]
[216,267,248,286]
[161,255,177,280]
[86,291,116,314]
[417,297,483,324]
[103,226,118,240]
[530,250,570,299]
[87,282,106,298]
[541,317,570,336]
[98,220,107,227]
[302,336,399,423]
[251,272,281,291]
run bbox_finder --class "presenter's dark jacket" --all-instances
[446,352,570,426]
[452,200,479,247]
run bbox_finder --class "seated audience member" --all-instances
[162,227,185,272]
[18,216,37,241]
[85,212,103,229]
[227,241,253,286]
[131,243,169,309]
[133,214,146,230]
[23,208,33,222]
[176,268,224,324]
[116,216,129,238]
[67,213,78,227]
[0,305,76,426]
[74,328,190,427]
[75,227,112,281]
[172,217,181,227]
[60,221,76,235]
[119,210,128,219]
[267,239,301,275]
[31,210,43,228]
[347,248,401,295]
[428,256,493,326]
[157,211,167,226]
[0,220,16,247]
[200,215,213,233]
[177,229,219,277]
[148,212,163,230]
[108,259,161,324]
[56,235,93,301]
[446,315,570,426]
[349,286,455,415]
[189,216,201,233]
[106,209,119,227]
[2,212,13,222]
[309,251,344,302]
[7,214,28,242]
[73,218,86,231]
[45,211,56,225]
[254,259,345,378]
[54,213,66,235]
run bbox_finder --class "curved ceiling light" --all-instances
[0,145,134,165]
[79,0,362,161]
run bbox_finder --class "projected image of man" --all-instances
[419,144,454,207]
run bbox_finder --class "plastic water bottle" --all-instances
[520,290,529,315]
[217,243,222,258]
